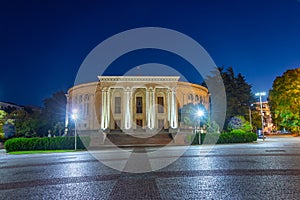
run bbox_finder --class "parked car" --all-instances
[257,129,266,139]
[277,129,291,134]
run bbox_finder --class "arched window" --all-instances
[188,94,193,103]
[195,95,199,102]
[84,94,89,101]
[200,96,203,104]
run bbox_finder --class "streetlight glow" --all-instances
[255,92,266,96]
[71,109,78,120]
[197,110,204,117]
[72,109,78,150]
[197,109,204,145]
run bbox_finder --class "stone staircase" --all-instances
[105,130,174,146]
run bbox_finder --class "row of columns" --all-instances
[100,87,178,130]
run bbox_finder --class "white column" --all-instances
[167,89,171,123]
[151,88,156,129]
[147,87,155,129]
[173,89,178,128]
[170,88,178,128]
[64,94,69,135]
[146,88,150,129]
[148,88,155,129]
[128,89,132,129]
[105,88,111,129]
[124,88,132,129]
[101,88,107,130]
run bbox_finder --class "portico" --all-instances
[98,76,179,132]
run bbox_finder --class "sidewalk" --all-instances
[0,149,6,155]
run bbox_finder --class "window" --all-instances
[114,97,121,114]
[195,95,199,102]
[136,97,143,113]
[86,103,89,116]
[188,94,193,102]
[157,97,164,113]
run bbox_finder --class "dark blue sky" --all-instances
[1,0,300,106]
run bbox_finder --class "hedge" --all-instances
[4,136,90,152]
[191,131,257,145]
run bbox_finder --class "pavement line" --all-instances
[1,169,300,190]
[2,153,300,169]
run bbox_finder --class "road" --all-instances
[1,136,300,199]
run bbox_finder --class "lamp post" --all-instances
[71,109,78,150]
[197,110,204,145]
[255,92,266,141]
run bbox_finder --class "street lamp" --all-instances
[197,110,204,145]
[71,109,78,150]
[255,92,266,141]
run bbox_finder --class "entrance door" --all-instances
[114,120,121,130]
[158,119,164,129]
[136,119,143,129]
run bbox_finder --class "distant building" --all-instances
[0,101,24,112]
[252,101,273,133]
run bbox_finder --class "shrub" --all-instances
[4,136,90,152]
[191,131,257,144]
[227,116,252,132]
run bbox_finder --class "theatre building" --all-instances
[65,76,209,138]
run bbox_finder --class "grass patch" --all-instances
[8,149,82,154]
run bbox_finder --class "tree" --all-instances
[0,110,7,140]
[203,67,253,131]
[9,110,32,137]
[42,91,66,129]
[269,68,300,133]
[8,109,47,137]
[3,119,15,139]
[221,67,253,120]
[250,110,262,131]
[227,116,252,132]
[205,67,253,127]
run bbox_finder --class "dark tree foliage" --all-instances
[8,109,44,137]
[219,67,253,123]
[204,67,253,130]
[42,91,67,132]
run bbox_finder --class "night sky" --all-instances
[1,0,300,106]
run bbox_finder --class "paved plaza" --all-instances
[1,136,300,199]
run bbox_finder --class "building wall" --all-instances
[252,101,274,133]
[66,76,209,132]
